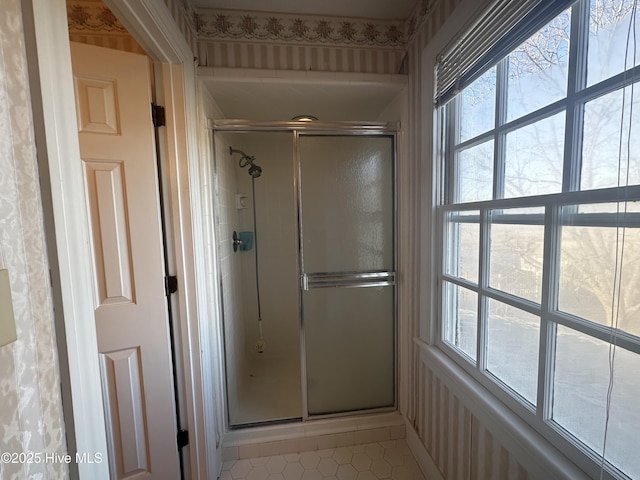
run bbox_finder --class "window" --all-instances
[437,1,640,479]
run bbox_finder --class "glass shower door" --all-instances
[298,134,395,416]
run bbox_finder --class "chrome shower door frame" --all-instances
[212,120,398,424]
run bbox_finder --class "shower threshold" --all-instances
[222,411,405,461]
[229,417,303,430]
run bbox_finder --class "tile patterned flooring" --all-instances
[221,440,426,480]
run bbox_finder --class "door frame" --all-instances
[24,1,216,478]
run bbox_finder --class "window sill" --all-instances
[415,338,590,480]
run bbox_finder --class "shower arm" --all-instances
[230,146,253,165]
[230,146,262,178]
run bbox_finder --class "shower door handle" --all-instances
[301,271,395,291]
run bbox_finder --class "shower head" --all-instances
[248,164,262,178]
[230,146,262,178]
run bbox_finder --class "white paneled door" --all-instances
[71,42,181,479]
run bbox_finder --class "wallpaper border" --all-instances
[67,0,443,51]
[193,9,406,48]
[67,1,129,34]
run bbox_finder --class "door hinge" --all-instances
[165,275,178,296]
[152,104,166,127]
[177,429,189,449]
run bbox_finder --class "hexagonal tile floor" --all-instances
[221,440,425,480]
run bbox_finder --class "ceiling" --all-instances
[191,0,418,20]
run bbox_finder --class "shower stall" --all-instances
[213,124,396,427]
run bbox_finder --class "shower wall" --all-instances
[233,133,298,362]
[213,131,247,421]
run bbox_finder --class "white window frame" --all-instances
[435,1,640,479]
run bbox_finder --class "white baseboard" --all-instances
[405,418,444,480]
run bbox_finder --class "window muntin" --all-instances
[438,1,640,478]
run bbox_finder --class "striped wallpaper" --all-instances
[422,366,473,480]
[421,365,531,480]
[66,0,438,74]
[200,41,405,73]
[197,18,405,74]
[403,0,461,429]
[161,0,199,56]
[67,0,145,54]
[470,418,529,480]
[66,0,198,57]
[67,33,146,54]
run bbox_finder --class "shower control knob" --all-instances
[232,231,243,252]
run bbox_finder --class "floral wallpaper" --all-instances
[66,0,407,48]
[66,0,443,71]
[67,1,126,33]
[66,0,146,55]
[194,10,405,47]
[0,1,68,479]
[406,0,440,42]
[189,0,441,49]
